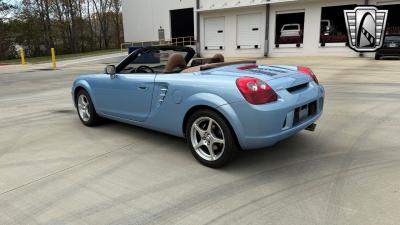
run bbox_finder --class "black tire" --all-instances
[75,89,101,126]
[375,54,381,60]
[185,109,239,168]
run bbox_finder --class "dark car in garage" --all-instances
[375,34,400,60]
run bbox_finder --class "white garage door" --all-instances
[237,13,261,48]
[204,17,225,50]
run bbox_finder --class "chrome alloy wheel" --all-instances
[77,95,91,122]
[190,117,225,161]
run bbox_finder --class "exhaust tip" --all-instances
[305,123,317,132]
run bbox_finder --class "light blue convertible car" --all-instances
[72,46,324,167]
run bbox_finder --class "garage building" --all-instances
[121,0,400,57]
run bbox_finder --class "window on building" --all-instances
[377,4,400,35]
[320,5,356,44]
[275,12,305,46]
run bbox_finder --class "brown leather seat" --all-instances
[164,53,187,73]
[190,54,225,67]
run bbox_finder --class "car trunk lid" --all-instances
[203,64,312,91]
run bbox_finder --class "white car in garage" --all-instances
[280,24,302,37]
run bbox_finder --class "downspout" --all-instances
[196,0,201,57]
[264,4,270,57]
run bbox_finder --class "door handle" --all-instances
[138,86,148,90]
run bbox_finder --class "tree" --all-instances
[0,0,16,59]
[111,0,122,48]
[0,0,123,60]
[0,0,14,16]
[91,0,112,48]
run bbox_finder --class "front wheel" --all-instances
[75,89,101,126]
[185,109,239,168]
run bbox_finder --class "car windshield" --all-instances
[283,25,299,30]
[119,49,189,74]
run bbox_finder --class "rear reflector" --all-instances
[298,66,319,84]
[236,77,278,105]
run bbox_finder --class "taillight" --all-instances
[236,77,278,105]
[298,66,319,84]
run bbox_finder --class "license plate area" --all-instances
[293,101,317,125]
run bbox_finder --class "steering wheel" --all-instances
[135,65,154,73]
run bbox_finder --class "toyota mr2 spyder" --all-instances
[72,46,324,167]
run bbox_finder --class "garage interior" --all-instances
[378,4,400,35]
[170,8,195,46]
[274,12,305,46]
[320,4,357,44]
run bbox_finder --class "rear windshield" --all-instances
[283,25,299,30]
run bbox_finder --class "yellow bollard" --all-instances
[20,48,26,65]
[51,48,56,69]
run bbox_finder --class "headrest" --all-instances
[164,53,187,73]
[190,54,225,67]
[212,54,225,63]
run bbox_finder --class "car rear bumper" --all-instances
[237,110,322,150]
[219,83,324,150]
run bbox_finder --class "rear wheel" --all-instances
[186,109,238,168]
[76,89,100,126]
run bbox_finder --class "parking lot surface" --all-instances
[0,56,399,225]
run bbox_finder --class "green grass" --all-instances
[0,48,122,65]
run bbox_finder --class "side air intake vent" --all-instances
[159,86,168,103]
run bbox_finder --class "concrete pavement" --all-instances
[0,52,127,74]
[0,56,399,225]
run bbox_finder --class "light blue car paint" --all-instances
[72,63,324,150]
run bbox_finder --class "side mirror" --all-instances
[105,65,116,76]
